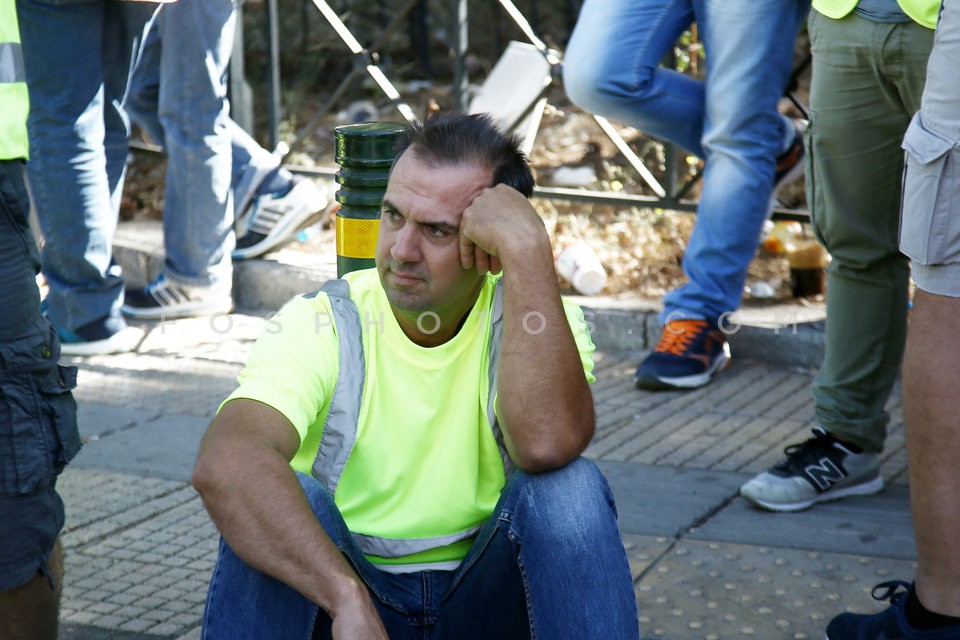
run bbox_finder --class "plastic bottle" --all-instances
[556,242,607,295]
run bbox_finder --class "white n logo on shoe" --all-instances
[804,458,846,491]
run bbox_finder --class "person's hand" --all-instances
[458,184,547,275]
[330,594,389,640]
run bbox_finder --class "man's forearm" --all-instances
[192,411,370,618]
[496,241,595,472]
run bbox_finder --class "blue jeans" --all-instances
[202,458,640,639]
[122,0,237,288]
[564,0,810,322]
[127,10,284,226]
[16,0,157,334]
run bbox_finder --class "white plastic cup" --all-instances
[556,242,607,295]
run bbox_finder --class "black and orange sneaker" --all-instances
[634,319,731,390]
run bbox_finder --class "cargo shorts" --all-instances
[0,319,80,591]
[899,1,960,297]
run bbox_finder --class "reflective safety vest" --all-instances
[312,278,515,561]
[0,0,29,160]
[813,0,940,28]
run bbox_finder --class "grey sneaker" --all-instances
[233,178,332,260]
[740,428,884,512]
[121,274,233,320]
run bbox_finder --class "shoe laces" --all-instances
[653,320,709,356]
[870,580,911,606]
[773,428,845,475]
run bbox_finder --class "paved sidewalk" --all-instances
[54,306,912,640]
[52,218,913,639]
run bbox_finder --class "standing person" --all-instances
[825,2,960,636]
[740,0,939,513]
[191,114,640,638]
[122,0,331,322]
[0,2,81,637]
[563,0,810,391]
[16,0,159,355]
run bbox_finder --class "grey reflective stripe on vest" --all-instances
[311,278,511,559]
[486,279,516,479]
[0,42,25,84]
[311,279,366,495]
[352,525,482,559]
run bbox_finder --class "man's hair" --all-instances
[392,112,535,197]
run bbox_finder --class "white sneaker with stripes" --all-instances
[121,274,233,320]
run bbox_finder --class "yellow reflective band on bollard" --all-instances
[336,216,380,259]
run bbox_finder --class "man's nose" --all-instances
[391,225,420,263]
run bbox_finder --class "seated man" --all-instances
[192,113,640,639]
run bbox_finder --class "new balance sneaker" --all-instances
[634,319,731,390]
[121,274,233,320]
[740,427,883,512]
[232,178,332,260]
[826,581,960,639]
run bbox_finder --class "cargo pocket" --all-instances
[899,114,960,266]
[0,362,79,496]
[39,364,81,469]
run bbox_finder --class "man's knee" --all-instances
[512,458,618,541]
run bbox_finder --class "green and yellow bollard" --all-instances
[333,121,410,277]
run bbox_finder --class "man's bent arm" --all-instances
[461,185,595,472]
[192,399,388,638]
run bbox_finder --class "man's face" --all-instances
[376,150,492,344]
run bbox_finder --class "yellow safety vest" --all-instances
[813,0,940,28]
[0,0,29,160]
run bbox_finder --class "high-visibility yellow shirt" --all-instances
[813,0,940,28]
[223,269,596,568]
[0,0,29,160]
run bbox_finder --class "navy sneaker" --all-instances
[41,308,142,356]
[773,120,806,193]
[827,581,960,639]
[634,319,731,390]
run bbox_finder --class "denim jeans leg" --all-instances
[435,458,640,639]
[662,0,810,322]
[565,0,809,322]
[126,21,281,214]
[202,473,420,639]
[17,0,155,333]
[154,0,236,288]
[564,0,704,154]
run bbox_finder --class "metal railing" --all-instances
[244,0,811,220]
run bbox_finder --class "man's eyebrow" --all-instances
[381,198,400,213]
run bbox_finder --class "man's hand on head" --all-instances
[458,184,548,275]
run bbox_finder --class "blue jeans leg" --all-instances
[436,458,640,639]
[151,0,237,287]
[564,0,809,321]
[17,0,156,333]
[126,18,282,222]
[203,462,638,639]
[202,473,430,640]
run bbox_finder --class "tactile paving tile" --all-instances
[632,539,916,640]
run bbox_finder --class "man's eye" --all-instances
[426,225,449,238]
